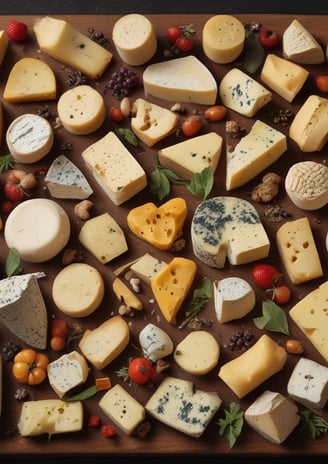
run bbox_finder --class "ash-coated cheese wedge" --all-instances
[131,98,178,147]
[282,19,325,64]
[79,316,130,370]
[289,95,328,152]
[145,376,222,438]
[218,335,287,399]
[214,277,256,323]
[52,263,105,317]
[219,68,272,117]
[130,253,168,285]
[226,120,287,191]
[45,155,93,200]
[245,391,300,444]
[3,57,56,102]
[143,55,217,105]
[174,331,220,375]
[112,13,157,66]
[158,132,223,181]
[202,15,245,64]
[17,399,83,437]
[285,161,328,210]
[33,16,112,79]
[289,281,328,362]
[0,272,47,349]
[112,277,143,310]
[78,212,128,264]
[6,113,54,164]
[287,357,328,409]
[276,217,323,284]
[260,54,309,103]
[99,384,146,435]
[47,351,89,399]
[139,323,174,362]
[191,196,270,268]
[82,131,147,205]
[0,30,8,67]
[4,198,70,263]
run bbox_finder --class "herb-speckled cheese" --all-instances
[47,351,89,398]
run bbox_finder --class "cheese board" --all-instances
[1,13,328,457]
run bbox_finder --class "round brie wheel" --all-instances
[6,113,54,164]
[4,198,70,263]
[52,263,105,318]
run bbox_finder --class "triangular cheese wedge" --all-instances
[282,19,324,64]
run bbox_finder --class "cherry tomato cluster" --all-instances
[165,24,196,55]
[252,263,291,305]
[50,318,68,351]
[2,169,37,214]
[88,415,117,438]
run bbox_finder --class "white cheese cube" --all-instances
[139,323,174,362]
[214,277,255,323]
[47,351,89,398]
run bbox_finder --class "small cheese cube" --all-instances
[130,253,168,285]
[214,277,256,323]
[139,323,174,362]
[47,351,89,398]
[282,19,324,64]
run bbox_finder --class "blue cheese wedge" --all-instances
[47,351,89,398]
[214,277,256,323]
[145,376,222,437]
[139,323,174,362]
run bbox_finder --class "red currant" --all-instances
[101,424,117,438]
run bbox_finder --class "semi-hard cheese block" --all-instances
[112,277,143,310]
[245,391,300,444]
[151,257,197,325]
[45,155,93,200]
[143,55,217,105]
[282,19,324,64]
[78,212,128,264]
[260,54,309,103]
[285,161,328,210]
[287,357,328,409]
[57,85,106,135]
[0,30,8,67]
[130,253,168,285]
[276,217,323,284]
[289,95,328,152]
[131,98,178,147]
[214,277,256,323]
[34,16,112,78]
[226,120,287,191]
[79,316,130,370]
[47,351,89,398]
[4,198,70,263]
[82,131,147,205]
[174,331,220,375]
[127,197,187,250]
[289,281,328,362]
[218,335,287,399]
[6,114,54,164]
[202,15,245,64]
[0,272,47,349]
[145,376,222,437]
[219,68,272,117]
[3,57,56,102]
[112,13,157,66]
[191,196,270,268]
[158,132,223,180]
[17,399,83,437]
[99,384,146,435]
[52,263,105,317]
[139,323,174,362]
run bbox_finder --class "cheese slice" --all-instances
[34,16,112,79]
[112,277,143,310]
[3,57,56,102]
[214,277,256,323]
[282,19,324,64]
[47,351,89,398]
[139,323,174,362]
[226,119,287,191]
[0,30,8,67]
[130,253,168,285]
[276,217,323,284]
[143,55,217,105]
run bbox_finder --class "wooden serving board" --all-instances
[1,14,328,457]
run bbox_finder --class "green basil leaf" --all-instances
[116,128,138,147]
[5,248,22,277]
[149,167,171,199]
[187,166,214,199]
[253,300,290,335]
[62,385,98,402]
[217,402,244,448]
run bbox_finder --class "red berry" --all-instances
[252,263,283,289]
[109,107,124,122]
[166,25,182,44]
[88,415,101,428]
[6,20,28,42]
[258,29,280,48]
[101,424,117,438]
[175,36,194,52]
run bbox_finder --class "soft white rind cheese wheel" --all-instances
[214,277,256,323]
[112,14,157,66]
[282,19,324,64]
[52,263,105,317]
[4,198,70,263]
[6,114,54,164]
[202,15,245,64]
[57,85,106,135]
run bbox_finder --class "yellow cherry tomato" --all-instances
[12,348,49,385]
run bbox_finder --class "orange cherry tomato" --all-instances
[50,335,66,352]
[270,285,291,305]
[181,115,202,137]
[12,348,49,385]
[316,75,328,93]
[204,105,227,122]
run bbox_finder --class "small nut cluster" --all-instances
[74,200,93,220]
[251,172,282,203]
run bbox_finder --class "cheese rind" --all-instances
[214,277,256,323]
[139,323,174,362]
[282,19,324,64]
[47,351,89,398]
[130,253,168,285]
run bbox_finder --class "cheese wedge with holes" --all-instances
[214,277,256,323]
[282,19,324,64]
[47,351,89,398]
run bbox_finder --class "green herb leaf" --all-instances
[5,248,22,277]
[62,384,98,402]
[0,154,15,173]
[186,166,214,199]
[116,128,138,147]
[115,366,129,382]
[298,409,328,439]
[149,167,171,200]
[242,30,265,74]
[217,402,244,448]
[66,329,83,350]
[253,300,290,335]
[179,278,213,329]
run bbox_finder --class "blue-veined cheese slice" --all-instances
[282,19,324,64]
[191,196,270,268]
[143,55,217,105]
[47,351,89,398]
[214,277,256,323]
[139,323,174,362]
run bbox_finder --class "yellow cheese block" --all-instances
[151,257,197,324]
[218,335,287,399]
[112,277,143,310]
[127,197,187,250]
[0,30,8,67]
[3,57,56,102]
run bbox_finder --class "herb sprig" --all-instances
[299,409,328,439]
[253,299,290,335]
[217,402,244,448]
[0,154,15,173]
[62,384,98,402]
[178,278,213,329]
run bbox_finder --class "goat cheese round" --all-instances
[6,113,54,164]
[139,323,174,362]
[214,277,256,323]
[4,198,70,263]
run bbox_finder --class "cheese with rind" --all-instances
[112,277,143,311]
[139,323,174,362]
[47,351,89,398]
[282,19,324,64]
[214,277,256,323]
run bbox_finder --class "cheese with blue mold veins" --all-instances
[191,196,270,268]
[139,323,174,362]
[282,19,324,64]
[145,376,222,437]
[214,277,256,323]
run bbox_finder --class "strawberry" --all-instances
[6,21,28,42]
[252,263,283,289]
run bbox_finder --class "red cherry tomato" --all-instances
[50,318,68,339]
[181,115,202,137]
[258,29,280,48]
[316,75,328,93]
[270,285,291,305]
[3,183,25,202]
[128,357,157,384]
[166,25,182,44]
[175,36,194,52]
[109,107,124,122]
[101,424,117,438]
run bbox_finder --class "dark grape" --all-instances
[105,66,139,99]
